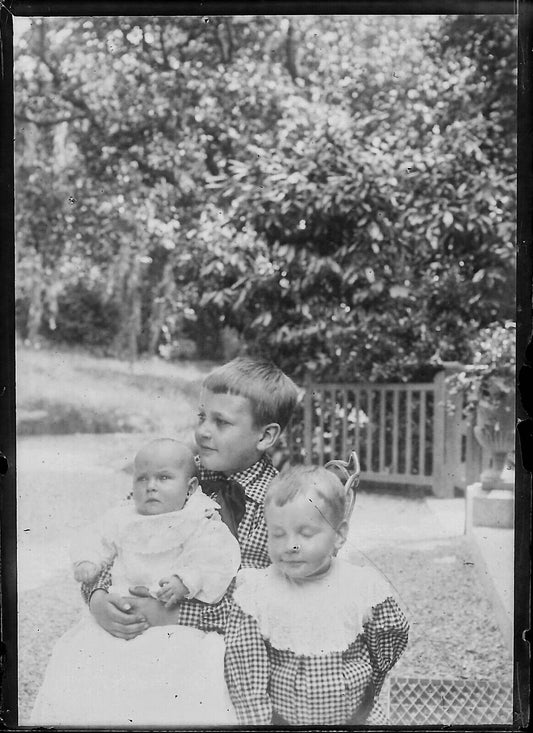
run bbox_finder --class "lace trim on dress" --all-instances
[119,489,220,555]
[234,560,392,657]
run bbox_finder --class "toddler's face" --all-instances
[265,492,343,580]
[133,444,192,516]
[195,389,265,475]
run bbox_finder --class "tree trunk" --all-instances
[147,260,176,355]
[26,253,45,342]
[110,242,142,361]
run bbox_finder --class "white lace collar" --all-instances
[120,488,219,554]
[234,560,391,656]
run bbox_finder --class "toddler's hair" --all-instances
[202,357,298,431]
[136,438,198,480]
[264,464,347,528]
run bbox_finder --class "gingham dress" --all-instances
[81,455,276,633]
[224,559,409,725]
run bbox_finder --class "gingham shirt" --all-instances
[224,561,409,725]
[81,455,276,633]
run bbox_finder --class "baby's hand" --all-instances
[73,561,100,583]
[155,575,188,608]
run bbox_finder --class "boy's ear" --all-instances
[334,519,349,552]
[256,423,281,452]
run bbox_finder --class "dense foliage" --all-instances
[15,14,516,381]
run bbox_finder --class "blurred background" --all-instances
[14,13,516,726]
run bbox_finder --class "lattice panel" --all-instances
[384,676,513,725]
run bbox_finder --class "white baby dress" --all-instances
[30,488,240,727]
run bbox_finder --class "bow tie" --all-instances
[201,477,246,538]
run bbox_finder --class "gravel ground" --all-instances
[364,538,512,680]
[18,568,81,723]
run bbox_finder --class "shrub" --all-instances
[446,321,515,420]
[47,282,121,348]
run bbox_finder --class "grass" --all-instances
[16,340,217,436]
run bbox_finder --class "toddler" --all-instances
[30,439,240,727]
[224,464,409,725]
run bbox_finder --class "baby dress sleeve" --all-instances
[70,506,121,570]
[361,569,409,697]
[224,570,272,725]
[173,510,241,604]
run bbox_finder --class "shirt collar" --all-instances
[197,454,274,505]
[231,454,274,504]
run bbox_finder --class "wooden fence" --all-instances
[285,367,490,498]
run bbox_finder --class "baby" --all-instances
[30,439,240,727]
[71,438,239,605]
[224,464,409,725]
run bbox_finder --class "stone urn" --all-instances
[473,377,515,491]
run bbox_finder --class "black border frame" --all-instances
[1,2,530,730]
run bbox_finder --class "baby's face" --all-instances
[265,492,342,580]
[133,444,192,516]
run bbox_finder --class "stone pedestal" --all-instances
[466,482,514,530]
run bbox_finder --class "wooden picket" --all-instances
[285,368,485,497]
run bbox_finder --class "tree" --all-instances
[198,14,516,380]
[14,14,516,380]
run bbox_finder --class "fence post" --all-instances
[303,374,313,465]
[442,363,465,494]
[465,422,483,485]
[432,370,453,497]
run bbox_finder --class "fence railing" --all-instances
[284,367,490,497]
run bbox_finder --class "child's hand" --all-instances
[73,561,100,583]
[155,575,188,608]
[90,590,149,640]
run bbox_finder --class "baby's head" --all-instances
[264,465,349,581]
[133,439,198,516]
[195,357,299,474]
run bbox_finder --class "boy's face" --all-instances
[133,443,193,516]
[195,389,265,475]
[265,492,344,580]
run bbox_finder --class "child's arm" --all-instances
[154,575,189,608]
[77,509,150,639]
[362,593,409,698]
[224,586,272,725]
[163,514,241,605]
[240,503,270,569]
[89,589,149,640]
[80,562,112,603]
[70,509,119,581]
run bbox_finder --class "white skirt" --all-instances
[30,611,237,727]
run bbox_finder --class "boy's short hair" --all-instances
[264,464,347,528]
[202,357,298,431]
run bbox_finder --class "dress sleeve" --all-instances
[76,508,123,604]
[240,502,270,569]
[80,562,113,604]
[70,508,120,567]
[224,593,272,725]
[363,594,409,697]
[174,515,241,604]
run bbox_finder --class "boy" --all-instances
[83,357,299,639]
